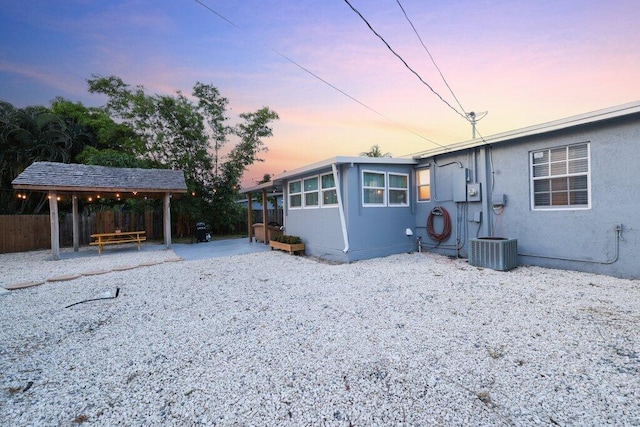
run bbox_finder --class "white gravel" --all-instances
[1,248,639,426]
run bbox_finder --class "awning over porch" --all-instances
[239,181,282,244]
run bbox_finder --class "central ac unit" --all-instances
[469,238,518,271]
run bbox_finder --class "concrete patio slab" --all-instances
[171,238,270,261]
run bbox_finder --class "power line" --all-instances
[193,0,446,148]
[193,0,240,29]
[271,49,444,146]
[395,0,468,118]
[395,0,490,143]
[342,0,469,122]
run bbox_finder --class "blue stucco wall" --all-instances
[278,114,638,278]
[282,162,418,263]
[282,165,348,262]
[342,164,417,262]
[416,117,639,279]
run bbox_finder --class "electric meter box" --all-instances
[467,183,481,202]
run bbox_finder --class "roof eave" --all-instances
[416,100,640,159]
[271,156,418,182]
[12,184,188,193]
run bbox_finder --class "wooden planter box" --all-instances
[269,240,305,255]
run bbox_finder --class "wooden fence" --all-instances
[0,209,279,254]
[0,215,51,254]
[0,211,163,254]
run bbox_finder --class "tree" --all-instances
[211,107,279,233]
[360,144,391,158]
[0,101,28,214]
[258,173,271,184]
[193,82,229,176]
[0,102,87,214]
[87,76,279,233]
[223,107,279,184]
[50,97,142,155]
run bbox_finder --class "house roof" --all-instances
[12,162,188,194]
[415,100,640,158]
[274,156,417,182]
[240,101,640,194]
[240,180,281,194]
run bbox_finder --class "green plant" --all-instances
[271,234,302,244]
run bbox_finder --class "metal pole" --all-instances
[469,111,476,139]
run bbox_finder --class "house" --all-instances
[242,101,640,279]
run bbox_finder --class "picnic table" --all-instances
[90,231,146,255]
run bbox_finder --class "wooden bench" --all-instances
[90,231,146,255]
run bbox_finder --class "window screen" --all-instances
[531,143,590,209]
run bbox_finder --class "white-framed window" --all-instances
[361,170,411,207]
[416,168,431,202]
[531,142,590,210]
[388,173,409,206]
[321,173,338,207]
[362,171,386,206]
[288,180,302,209]
[303,176,319,208]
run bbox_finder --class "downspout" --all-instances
[332,163,350,253]
[479,146,492,237]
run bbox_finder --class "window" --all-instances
[288,173,337,209]
[417,168,431,201]
[321,173,338,206]
[288,180,301,208]
[531,143,590,210]
[303,176,319,207]
[361,170,410,207]
[388,173,409,206]
[362,171,386,206]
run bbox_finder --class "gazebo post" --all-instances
[49,190,60,261]
[164,192,172,249]
[72,194,79,252]
[247,192,253,242]
[273,194,280,225]
[261,188,268,245]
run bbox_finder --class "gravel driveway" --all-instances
[1,249,638,425]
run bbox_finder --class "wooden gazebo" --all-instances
[12,162,188,260]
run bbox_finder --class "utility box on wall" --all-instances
[467,183,481,202]
[453,168,469,202]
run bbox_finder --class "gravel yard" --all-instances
[1,248,639,425]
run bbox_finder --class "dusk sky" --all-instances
[1,0,639,186]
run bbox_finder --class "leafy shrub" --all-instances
[271,234,302,244]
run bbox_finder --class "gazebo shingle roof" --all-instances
[12,162,188,193]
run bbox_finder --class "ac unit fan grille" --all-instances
[469,238,518,271]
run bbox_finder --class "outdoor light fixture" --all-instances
[405,228,414,253]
